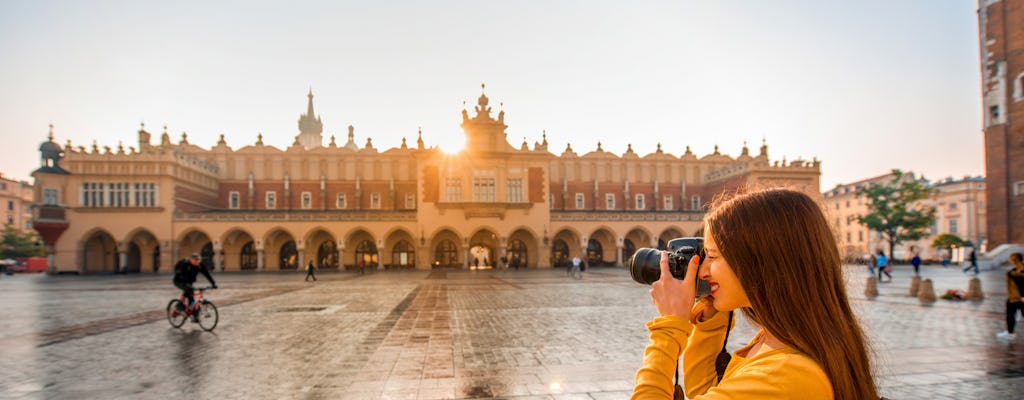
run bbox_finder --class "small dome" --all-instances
[39,139,62,159]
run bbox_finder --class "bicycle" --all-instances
[166,287,219,332]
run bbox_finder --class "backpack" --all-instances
[173,260,189,281]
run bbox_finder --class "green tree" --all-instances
[857,170,936,260]
[931,233,966,251]
[0,224,44,259]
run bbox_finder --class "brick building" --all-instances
[979,0,1024,246]
[30,89,820,274]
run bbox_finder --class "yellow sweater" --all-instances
[631,314,833,399]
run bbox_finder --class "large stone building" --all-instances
[979,0,1024,246]
[823,173,986,262]
[30,89,820,274]
[0,172,33,231]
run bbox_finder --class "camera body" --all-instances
[628,237,712,297]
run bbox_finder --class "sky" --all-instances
[0,1,984,190]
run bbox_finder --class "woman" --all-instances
[632,188,879,400]
[996,252,1024,340]
[876,250,891,282]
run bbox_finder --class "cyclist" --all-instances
[173,253,217,321]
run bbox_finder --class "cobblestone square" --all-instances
[0,264,1022,399]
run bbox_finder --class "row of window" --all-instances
[557,193,701,210]
[228,191,416,210]
[81,182,158,207]
[444,178,524,202]
[840,219,968,244]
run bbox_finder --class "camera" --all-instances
[629,237,712,296]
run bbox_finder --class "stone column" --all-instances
[339,240,349,270]
[256,241,265,271]
[213,241,224,272]
[117,241,128,273]
[538,237,551,268]
[160,240,176,275]
[297,240,306,271]
[616,245,624,267]
[376,239,384,270]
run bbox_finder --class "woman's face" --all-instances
[699,231,751,312]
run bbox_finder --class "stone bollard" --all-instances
[967,278,984,300]
[917,278,936,302]
[909,275,921,297]
[864,276,879,298]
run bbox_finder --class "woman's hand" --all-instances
[649,251,702,319]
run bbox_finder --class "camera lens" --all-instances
[628,248,665,285]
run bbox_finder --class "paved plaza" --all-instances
[0,263,1022,399]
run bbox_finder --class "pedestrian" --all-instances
[571,256,582,279]
[867,253,877,276]
[359,258,365,274]
[305,260,317,282]
[942,252,950,268]
[634,188,879,400]
[876,250,891,282]
[500,255,507,269]
[911,250,921,276]
[962,249,980,275]
[996,252,1024,340]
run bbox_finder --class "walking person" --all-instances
[997,253,1024,340]
[633,188,880,400]
[911,250,922,276]
[876,250,891,282]
[358,258,366,274]
[571,256,582,280]
[867,253,877,276]
[305,260,317,282]
[962,249,980,275]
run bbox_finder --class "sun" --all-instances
[439,140,465,155]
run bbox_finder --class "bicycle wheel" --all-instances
[197,300,219,331]
[166,300,187,328]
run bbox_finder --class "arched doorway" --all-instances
[469,245,492,269]
[552,239,569,268]
[434,240,458,268]
[507,238,527,269]
[391,240,414,269]
[279,241,298,270]
[153,245,161,272]
[355,240,378,269]
[318,241,338,269]
[127,243,142,273]
[586,238,604,266]
[83,230,118,273]
[623,239,637,263]
[201,242,214,269]
[240,241,257,270]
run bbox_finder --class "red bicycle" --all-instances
[166,287,219,331]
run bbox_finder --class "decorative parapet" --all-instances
[173,210,417,222]
[550,210,704,222]
[704,159,820,184]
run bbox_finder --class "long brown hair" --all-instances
[705,188,879,400]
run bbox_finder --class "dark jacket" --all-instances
[173,259,215,286]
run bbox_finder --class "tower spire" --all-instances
[296,88,324,149]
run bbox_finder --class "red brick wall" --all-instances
[981,0,1024,245]
[528,168,545,203]
[423,167,438,203]
[174,185,217,212]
